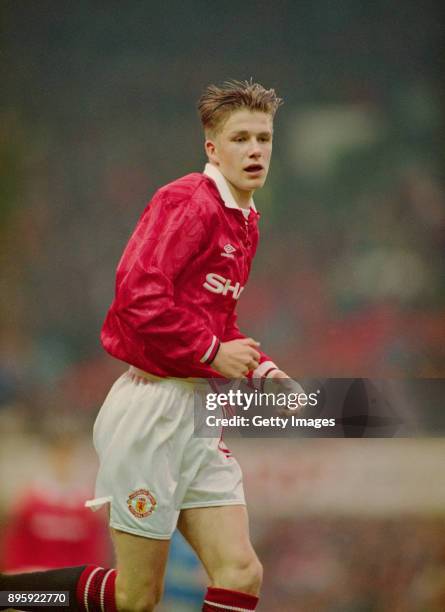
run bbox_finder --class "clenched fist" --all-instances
[211,338,261,378]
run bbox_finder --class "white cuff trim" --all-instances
[203,601,253,612]
[252,360,278,378]
[200,335,218,363]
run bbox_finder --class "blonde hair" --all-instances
[198,79,283,135]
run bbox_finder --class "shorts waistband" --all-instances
[128,366,210,387]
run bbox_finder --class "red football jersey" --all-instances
[101,164,276,378]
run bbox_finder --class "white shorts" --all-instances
[85,368,245,539]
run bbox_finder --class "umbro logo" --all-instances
[221,244,236,259]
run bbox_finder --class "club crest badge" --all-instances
[127,488,157,518]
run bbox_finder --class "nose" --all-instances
[248,138,262,158]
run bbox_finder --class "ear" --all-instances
[205,138,219,165]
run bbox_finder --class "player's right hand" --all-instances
[210,338,261,378]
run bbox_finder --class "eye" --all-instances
[234,137,246,142]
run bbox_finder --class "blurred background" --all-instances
[1,1,444,610]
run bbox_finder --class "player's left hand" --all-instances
[268,369,290,379]
[265,370,306,415]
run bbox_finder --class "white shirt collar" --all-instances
[203,163,257,217]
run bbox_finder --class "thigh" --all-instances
[111,527,170,600]
[177,504,256,577]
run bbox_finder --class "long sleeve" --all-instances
[102,192,218,373]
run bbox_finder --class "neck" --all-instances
[226,179,253,209]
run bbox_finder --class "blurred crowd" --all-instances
[257,517,445,611]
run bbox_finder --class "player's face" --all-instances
[205,109,273,206]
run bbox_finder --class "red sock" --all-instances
[202,586,259,611]
[76,565,117,612]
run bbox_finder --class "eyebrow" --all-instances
[229,130,273,137]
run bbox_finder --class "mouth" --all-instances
[243,164,264,175]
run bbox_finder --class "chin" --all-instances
[247,178,265,190]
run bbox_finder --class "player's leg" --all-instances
[111,528,170,612]
[178,504,262,611]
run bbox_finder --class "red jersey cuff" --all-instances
[200,335,221,365]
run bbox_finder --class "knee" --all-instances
[212,554,263,595]
[243,556,263,593]
[115,576,163,612]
